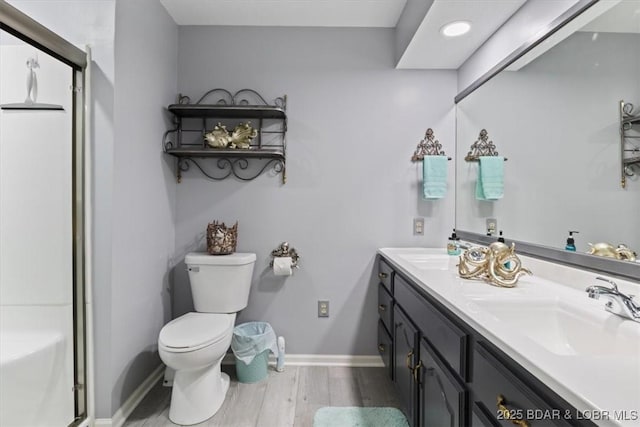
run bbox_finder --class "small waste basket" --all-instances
[231,322,277,383]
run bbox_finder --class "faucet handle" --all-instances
[595,276,619,292]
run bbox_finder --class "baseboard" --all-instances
[222,353,384,367]
[94,364,164,427]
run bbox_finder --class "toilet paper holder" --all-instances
[269,242,300,269]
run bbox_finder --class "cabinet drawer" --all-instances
[378,282,393,332]
[395,274,468,380]
[377,320,393,379]
[378,258,393,293]
[473,342,573,427]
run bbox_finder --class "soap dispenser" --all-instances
[497,231,511,268]
[565,231,579,252]
[447,229,461,256]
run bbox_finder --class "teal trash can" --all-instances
[235,349,269,383]
[231,322,276,383]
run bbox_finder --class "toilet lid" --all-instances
[159,312,232,350]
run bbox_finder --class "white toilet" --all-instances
[158,252,256,425]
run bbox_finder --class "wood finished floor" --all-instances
[123,366,401,427]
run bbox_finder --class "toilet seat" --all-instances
[159,312,233,353]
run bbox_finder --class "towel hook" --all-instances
[411,128,452,161]
[465,129,508,162]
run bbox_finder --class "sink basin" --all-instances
[472,299,640,357]
[396,253,451,270]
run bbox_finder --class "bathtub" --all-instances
[0,331,68,427]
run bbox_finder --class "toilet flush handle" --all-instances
[187,266,200,273]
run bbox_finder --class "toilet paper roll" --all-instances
[273,257,293,276]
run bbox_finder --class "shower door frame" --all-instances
[0,2,89,425]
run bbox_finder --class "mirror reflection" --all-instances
[455,1,640,262]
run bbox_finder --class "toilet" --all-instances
[158,252,256,425]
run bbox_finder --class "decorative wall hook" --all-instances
[465,129,508,162]
[411,128,451,162]
[269,242,300,268]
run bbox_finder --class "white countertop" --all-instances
[378,247,640,427]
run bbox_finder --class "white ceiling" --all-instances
[159,0,529,69]
[396,0,526,69]
[159,0,407,27]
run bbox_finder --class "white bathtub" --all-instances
[0,331,68,427]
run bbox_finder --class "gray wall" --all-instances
[174,26,456,355]
[109,0,178,416]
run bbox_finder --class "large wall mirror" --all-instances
[455,0,640,279]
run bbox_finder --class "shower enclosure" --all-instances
[0,3,87,426]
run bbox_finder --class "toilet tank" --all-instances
[185,252,256,313]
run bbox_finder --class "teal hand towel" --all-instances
[476,156,504,200]
[423,156,448,199]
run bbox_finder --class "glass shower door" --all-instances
[0,27,82,427]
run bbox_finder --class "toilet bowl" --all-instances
[158,252,256,425]
[159,312,236,425]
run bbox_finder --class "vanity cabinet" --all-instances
[377,255,597,427]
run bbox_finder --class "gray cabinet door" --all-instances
[418,339,467,427]
[394,305,418,427]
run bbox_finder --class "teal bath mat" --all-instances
[313,407,409,427]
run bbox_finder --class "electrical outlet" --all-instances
[486,218,497,236]
[413,217,425,236]
[318,300,329,317]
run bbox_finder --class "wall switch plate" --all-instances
[318,300,329,317]
[486,218,497,236]
[413,217,425,236]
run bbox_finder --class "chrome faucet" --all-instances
[585,277,640,323]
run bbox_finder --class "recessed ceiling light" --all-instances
[441,21,471,37]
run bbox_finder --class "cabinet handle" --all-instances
[378,304,386,312]
[378,272,388,280]
[406,350,414,370]
[497,394,530,427]
[413,360,423,384]
[378,344,385,353]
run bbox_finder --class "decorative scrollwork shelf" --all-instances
[163,88,287,183]
[620,100,640,188]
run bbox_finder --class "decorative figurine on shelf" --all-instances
[25,55,39,105]
[587,243,637,262]
[229,122,257,149]
[204,122,257,149]
[204,123,231,148]
[457,242,531,288]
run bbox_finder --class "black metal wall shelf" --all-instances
[163,88,287,183]
[168,104,285,120]
[620,100,640,188]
